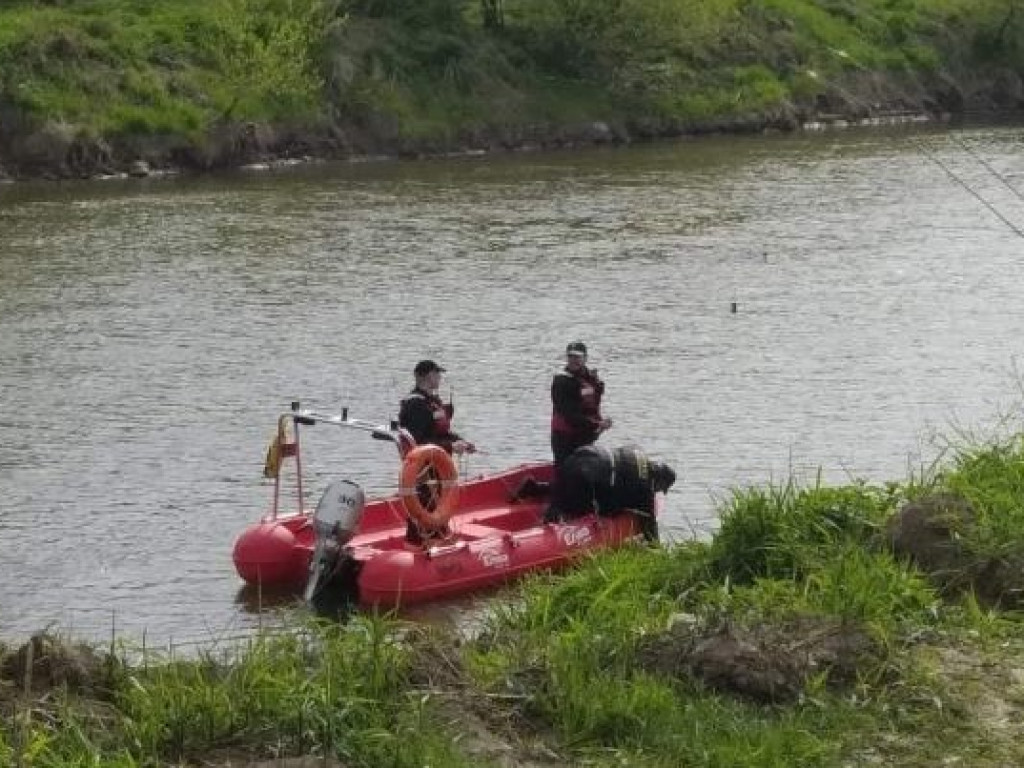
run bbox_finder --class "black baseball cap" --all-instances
[414,359,445,377]
[566,341,588,356]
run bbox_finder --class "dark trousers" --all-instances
[551,432,594,466]
[547,435,598,522]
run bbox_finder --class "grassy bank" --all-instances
[0,0,1023,178]
[5,433,1024,766]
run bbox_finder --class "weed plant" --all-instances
[938,435,1024,560]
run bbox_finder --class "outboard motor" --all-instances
[303,480,365,604]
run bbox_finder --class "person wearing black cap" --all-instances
[544,444,675,541]
[550,341,612,465]
[398,359,476,546]
[399,360,476,456]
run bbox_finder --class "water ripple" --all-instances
[2,126,1024,643]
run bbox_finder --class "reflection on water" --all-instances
[2,124,1024,644]
[234,584,304,616]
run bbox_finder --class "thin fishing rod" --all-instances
[804,62,1024,240]
[954,135,1024,204]
[915,140,1024,240]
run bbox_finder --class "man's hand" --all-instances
[453,440,477,455]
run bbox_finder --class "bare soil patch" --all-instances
[0,632,114,699]
[637,615,881,703]
[403,628,569,768]
[887,493,1024,607]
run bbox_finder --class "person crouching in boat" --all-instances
[399,359,476,545]
[543,445,676,541]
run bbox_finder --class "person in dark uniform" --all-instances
[544,444,676,541]
[398,359,475,544]
[399,360,476,456]
[550,341,612,465]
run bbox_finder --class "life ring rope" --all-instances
[399,445,460,530]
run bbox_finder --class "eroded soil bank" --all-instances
[1,61,1021,182]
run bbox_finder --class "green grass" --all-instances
[1,619,471,767]
[7,431,1024,765]
[0,0,1021,171]
[0,0,332,137]
[453,430,1024,766]
[939,436,1024,557]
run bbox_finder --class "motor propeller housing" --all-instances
[313,479,366,546]
[304,480,366,604]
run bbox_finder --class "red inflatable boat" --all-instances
[233,404,657,609]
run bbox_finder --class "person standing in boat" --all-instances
[544,444,676,541]
[398,359,475,545]
[399,359,476,456]
[550,341,612,465]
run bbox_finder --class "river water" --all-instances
[2,124,1023,645]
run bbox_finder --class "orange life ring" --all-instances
[399,444,460,530]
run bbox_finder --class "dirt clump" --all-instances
[886,493,1024,607]
[403,628,568,768]
[637,615,880,703]
[0,632,114,698]
[886,493,977,591]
